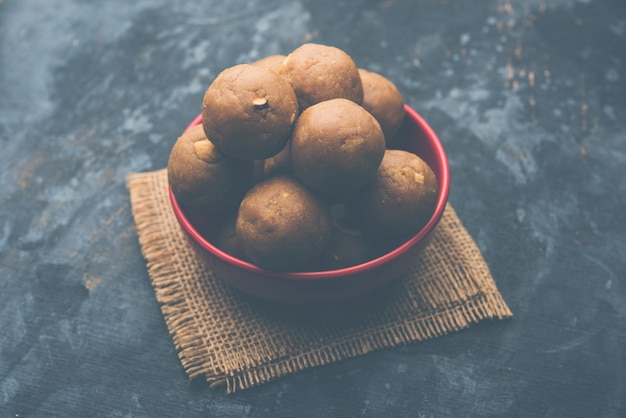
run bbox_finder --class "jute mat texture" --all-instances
[127,169,512,393]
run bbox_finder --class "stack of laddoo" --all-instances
[168,43,438,271]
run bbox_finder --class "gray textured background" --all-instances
[1,0,625,416]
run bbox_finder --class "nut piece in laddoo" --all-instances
[252,54,287,73]
[358,68,405,145]
[167,124,253,214]
[278,43,363,111]
[290,98,385,196]
[202,64,298,161]
[355,149,438,238]
[236,176,332,271]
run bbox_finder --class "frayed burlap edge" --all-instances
[126,171,213,380]
[127,169,512,393]
[213,291,511,392]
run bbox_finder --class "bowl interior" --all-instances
[170,105,450,280]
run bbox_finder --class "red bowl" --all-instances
[170,105,450,304]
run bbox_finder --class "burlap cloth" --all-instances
[126,169,512,393]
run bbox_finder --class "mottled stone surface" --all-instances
[1,0,625,416]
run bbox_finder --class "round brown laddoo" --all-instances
[290,98,385,196]
[214,215,248,261]
[251,141,292,183]
[236,176,332,271]
[262,140,292,178]
[251,54,287,73]
[355,149,439,238]
[202,63,298,161]
[278,43,363,111]
[358,68,406,145]
[316,227,376,270]
[167,124,253,214]
[316,203,377,270]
